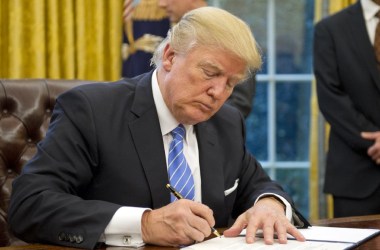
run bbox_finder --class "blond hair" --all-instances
[151,6,262,76]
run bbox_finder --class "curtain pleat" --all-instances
[329,0,357,13]
[0,0,122,81]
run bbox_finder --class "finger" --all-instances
[189,202,215,228]
[183,223,208,243]
[376,158,380,165]
[287,225,306,242]
[368,145,380,160]
[361,132,380,140]
[261,220,275,245]
[274,221,288,244]
[371,150,380,161]
[166,202,207,245]
[245,216,261,244]
[186,211,212,238]
[223,214,247,237]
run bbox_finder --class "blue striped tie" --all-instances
[168,124,195,201]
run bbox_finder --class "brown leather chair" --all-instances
[0,79,96,246]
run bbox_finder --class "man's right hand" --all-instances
[141,199,215,246]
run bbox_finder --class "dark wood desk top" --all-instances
[3,215,380,249]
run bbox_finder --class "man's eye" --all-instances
[203,69,218,77]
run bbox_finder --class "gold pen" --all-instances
[166,184,221,238]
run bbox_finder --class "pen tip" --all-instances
[213,229,221,238]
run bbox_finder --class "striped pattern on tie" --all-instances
[167,124,195,201]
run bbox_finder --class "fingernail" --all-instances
[247,236,254,244]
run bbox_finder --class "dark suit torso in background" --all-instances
[9,71,289,249]
[314,1,380,214]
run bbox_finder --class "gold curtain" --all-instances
[309,0,357,222]
[0,0,123,81]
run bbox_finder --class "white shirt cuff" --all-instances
[255,193,292,221]
[103,206,151,247]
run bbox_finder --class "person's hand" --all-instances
[223,197,305,245]
[141,199,215,246]
[123,0,134,22]
[361,131,380,164]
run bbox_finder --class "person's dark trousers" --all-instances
[333,185,380,218]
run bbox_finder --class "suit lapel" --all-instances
[348,3,380,91]
[129,72,170,209]
[195,122,226,218]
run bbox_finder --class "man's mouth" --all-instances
[198,102,213,112]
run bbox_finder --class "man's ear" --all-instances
[162,44,175,71]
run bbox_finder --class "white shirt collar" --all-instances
[361,0,380,21]
[151,69,194,138]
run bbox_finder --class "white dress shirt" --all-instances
[362,0,380,45]
[101,70,292,247]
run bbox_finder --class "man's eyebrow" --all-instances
[232,73,246,82]
[198,61,223,72]
[199,61,245,82]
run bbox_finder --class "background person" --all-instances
[122,0,170,77]
[314,0,380,217]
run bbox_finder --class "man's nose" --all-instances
[207,80,229,99]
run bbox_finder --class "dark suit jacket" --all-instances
[314,1,380,199]
[9,71,290,249]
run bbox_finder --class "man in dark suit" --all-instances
[9,7,306,249]
[314,0,380,217]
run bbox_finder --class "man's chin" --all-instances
[181,111,215,125]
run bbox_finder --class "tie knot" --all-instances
[171,124,185,141]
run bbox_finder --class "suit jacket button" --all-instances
[58,232,66,241]
[76,235,84,244]
[123,236,131,245]
[68,234,75,242]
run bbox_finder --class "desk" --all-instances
[3,215,380,250]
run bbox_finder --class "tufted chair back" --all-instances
[0,79,96,246]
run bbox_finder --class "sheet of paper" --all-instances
[183,226,380,250]
[181,236,352,250]
[290,226,380,244]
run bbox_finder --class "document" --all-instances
[182,236,352,249]
[181,226,380,250]
[288,226,380,244]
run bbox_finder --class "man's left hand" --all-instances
[223,197,305,244]
[361,131,380,164]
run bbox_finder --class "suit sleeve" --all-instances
[313,21,380,150]
[8,88,121,249]
[230,112,294,218]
